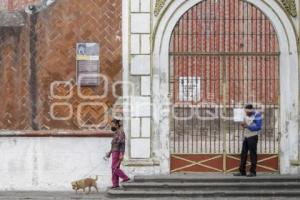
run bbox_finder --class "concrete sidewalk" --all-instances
[0,191,299,200]
[0,192,108,200]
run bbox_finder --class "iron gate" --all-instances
[169,0,280,173]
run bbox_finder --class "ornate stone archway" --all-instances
[152,0,299,174]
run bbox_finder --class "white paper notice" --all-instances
[233,108,245,122]
[178,77,201,102]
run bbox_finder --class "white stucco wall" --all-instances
[0,136,158,191]
[0,137,115,191]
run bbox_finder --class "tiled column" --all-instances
[129,0,152,159]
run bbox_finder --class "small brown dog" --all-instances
[71,176,99,193]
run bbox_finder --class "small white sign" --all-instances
[233,108,245,122]
[179,77,201,102]
[76,43,100,86]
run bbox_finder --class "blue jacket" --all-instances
[247,112,263,132]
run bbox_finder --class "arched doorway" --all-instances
[169,0,280,173]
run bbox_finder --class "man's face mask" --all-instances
[246,111,254,117]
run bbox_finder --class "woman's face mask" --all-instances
[111,122,118,132]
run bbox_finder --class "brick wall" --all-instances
[0,0,122,131]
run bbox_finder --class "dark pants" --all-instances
[239,135,258,174]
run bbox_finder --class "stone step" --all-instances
[107,175,300,198]
[121,181,300,191]
[133,175,300,183]
[107,189,300,198]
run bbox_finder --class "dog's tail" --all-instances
[94,175,98,181]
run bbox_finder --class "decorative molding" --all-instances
[123,159,160,166]
[291,159,300,166]
[154,0,166,16]
[0,130,113,137]
[281,0,297,17]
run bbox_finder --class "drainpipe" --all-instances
[23,0,56,129]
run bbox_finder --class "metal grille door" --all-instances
[169,0,279,173]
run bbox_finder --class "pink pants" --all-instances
[111,151,129,187]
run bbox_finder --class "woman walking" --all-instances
[106,119,130,189]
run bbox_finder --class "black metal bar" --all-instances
[187,11,191,153]
[228,0,232,154]
[169,52,280,56]
[257,6,263,153]
[204,0,208,153]
[222,0,226,156]
[262,11,267,154]
[232,0,236,154]
[173,23,178,153]
[237,0,241,151]
[196,3,199,154]
[191,6,194,154]
[213,0,217,154]
[177,22,180,153]
[209,0,212,154]
[180,15,184,153]
[184,12,188,153]
[168,0,280,156]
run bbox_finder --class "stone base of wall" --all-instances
[0,136,160,191]
[0,137,112,191]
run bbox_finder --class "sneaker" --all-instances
[233,172,246,176]
[247,173,256,177]
[110,186,120,190]
[121,178,131,183]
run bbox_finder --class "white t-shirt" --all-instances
[244,114,258,138]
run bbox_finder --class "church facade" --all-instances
[0,0,300,190]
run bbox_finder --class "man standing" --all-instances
[106,119,130,189]
[234,104,262,177]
